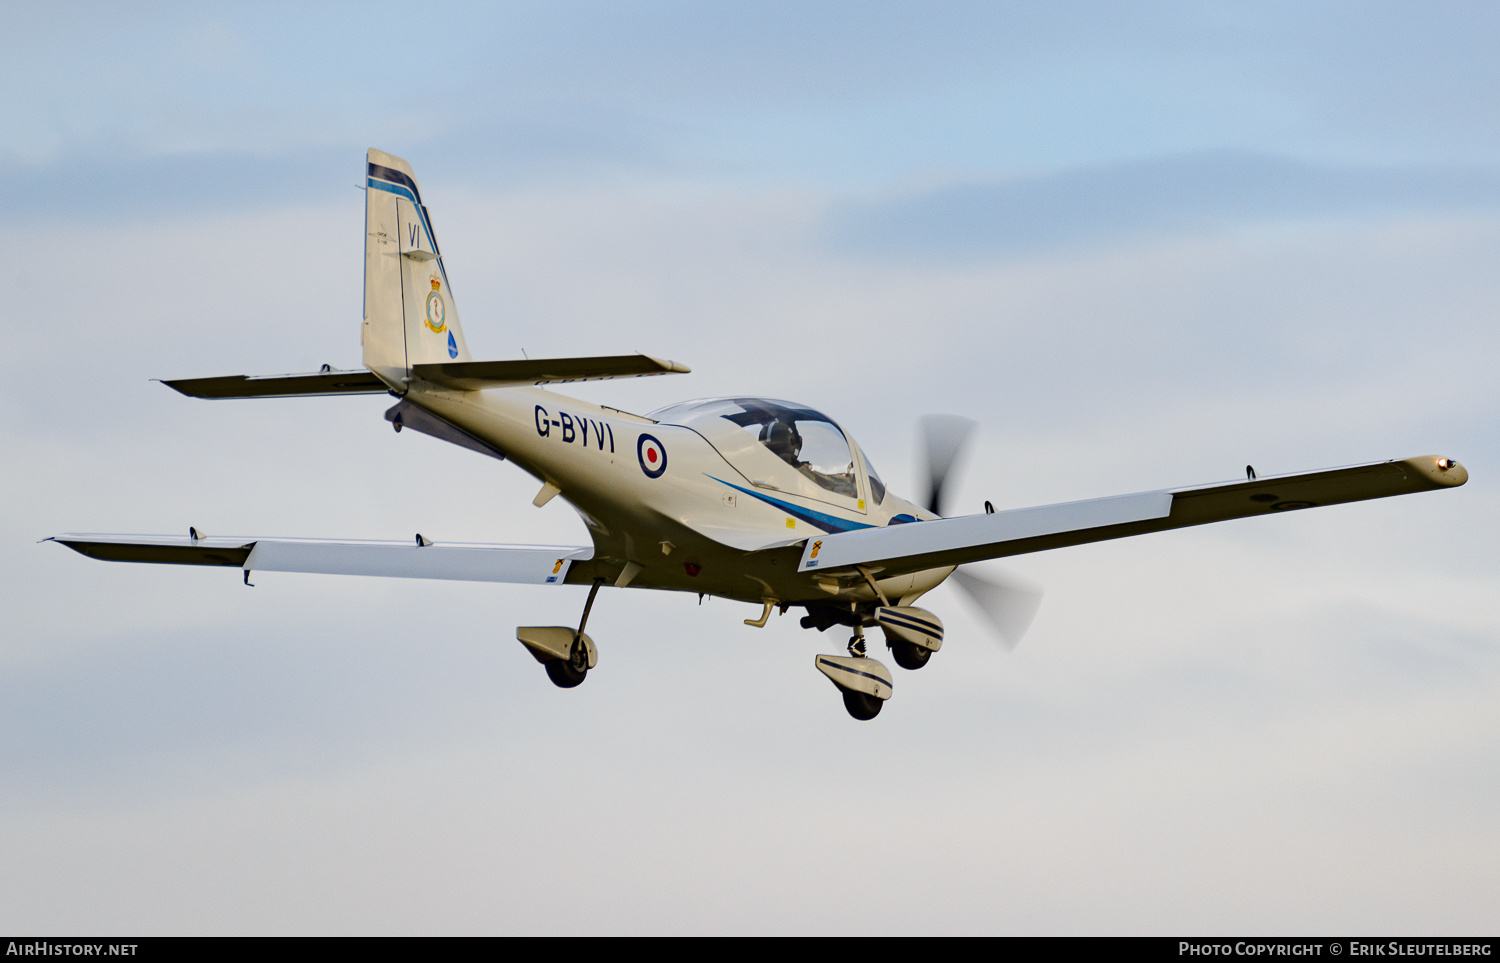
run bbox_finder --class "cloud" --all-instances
[4,4,1499,932]
[828,151,1500,260]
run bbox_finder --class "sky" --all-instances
[2,1,1497,934]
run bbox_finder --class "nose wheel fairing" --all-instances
[815,653,894,720]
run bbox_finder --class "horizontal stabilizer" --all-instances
[162,355,689,398]
[412,354,689,390]
[163,368,386,399]
[51,534,591,584]
[799,455,1468,574]
[52,533,253,566]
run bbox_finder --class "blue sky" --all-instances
[2,2,1496,934]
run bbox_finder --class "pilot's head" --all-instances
[761,419,802,462]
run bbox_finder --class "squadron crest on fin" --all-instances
[424,274,447,334]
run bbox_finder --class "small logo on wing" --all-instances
[810,540,822,559]
[637,434,667,478]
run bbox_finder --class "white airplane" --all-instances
[51,149,1470,720]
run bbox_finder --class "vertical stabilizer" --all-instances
[362,149,472,389]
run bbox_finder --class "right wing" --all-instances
[50,534,591,585]
[799,455,1468,575]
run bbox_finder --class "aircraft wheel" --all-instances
[890,640,932,670]
[545,659,587,688]
[842,689,883,721]
[545,637,590,688]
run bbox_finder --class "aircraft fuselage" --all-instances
[405,382,952,606]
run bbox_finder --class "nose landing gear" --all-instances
[816,625,894,720]
[841,688,884,721]
[803,597,949,718]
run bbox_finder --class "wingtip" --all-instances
[641,355,691,374]
[1401,455,1469,488]
[157,378,197,397]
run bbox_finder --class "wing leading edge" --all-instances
[798,455,1468,574]
[51,534,591,584]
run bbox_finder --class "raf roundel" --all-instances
[637,433,667,478]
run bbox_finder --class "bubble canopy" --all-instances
[649,397,866,507]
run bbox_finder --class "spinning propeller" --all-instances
[918,415,1044,649]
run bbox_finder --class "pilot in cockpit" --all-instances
[760,419,804,468]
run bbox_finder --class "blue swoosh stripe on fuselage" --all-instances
[707,476,874,534]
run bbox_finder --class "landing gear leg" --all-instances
[544,578,602,689]
[847,624,867,658]
[821,625,885,719]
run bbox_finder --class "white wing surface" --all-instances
[51,534,591,584]
[799,455,1467,575]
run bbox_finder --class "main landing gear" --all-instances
[517,579,603,689]
[544,640,591,688]
[888,640,931,670]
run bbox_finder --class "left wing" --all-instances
[799,455,1467,575]
[51,534,591,584]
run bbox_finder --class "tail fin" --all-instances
[362,149,472,388]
